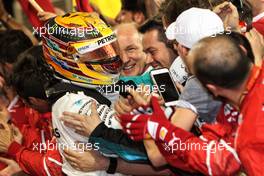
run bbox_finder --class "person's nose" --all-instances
[120,51,130,64]
[145,53,153,65]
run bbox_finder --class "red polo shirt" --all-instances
[235,62,264,175]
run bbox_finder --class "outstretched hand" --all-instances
[119,96,169,141]
[63,147,108,172]
[0,157,22,176]
[61,101,102,136]
[213,2,239,31]
[245,28,264,66]
[115,85,164,117]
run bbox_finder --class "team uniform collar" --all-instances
[253,12,264,22]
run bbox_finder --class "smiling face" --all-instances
[116,23,146,76]
[142,29,176,69]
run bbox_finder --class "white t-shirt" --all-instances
[52,92,123,176]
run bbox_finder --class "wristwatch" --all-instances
[106,157,118,174]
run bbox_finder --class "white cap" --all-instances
[165,8,224,48]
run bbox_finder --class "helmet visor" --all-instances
[75,42,119,62]
[74,42,122,74]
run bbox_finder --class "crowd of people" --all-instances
[0,0,263,175]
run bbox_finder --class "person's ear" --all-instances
[133,12,145,24]
[176,44,190,59]
[181,45,189,57]
[206,84,219,97]
[173,43,178,52]
[239,44,248,55]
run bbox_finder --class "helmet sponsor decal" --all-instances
[75,34,117,54]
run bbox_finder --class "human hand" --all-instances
[0,102,9,122]
[115,83,167,119]
[245,28,264,66]
[0,121,13,153]
[120,96,168,141]
[61,101,102,136]
[37,11,56,22]
[114,96,134,117]
[115,85,151,116]
[0,75,5,89]
[213,2,240,31]
[0,157,22,176]
[175,82,184,93]
[63,147,108,172]
[11,124,23,145]
[154,0,165,8]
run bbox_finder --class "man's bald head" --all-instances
[115,23,142,40]
[188,34,252,89]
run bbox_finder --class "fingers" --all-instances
[248,28,263,40]
[115,103,126,116]
[246,28,264,66]
[74,130,86,136]
[62,112,83,119]
[0,157,12,165]
[114,98,132,116]
[120,114,144,123]
[122,121,146,131]
[124,127,145,135]
[175,82,184,93]
[119,98,132,112]
[213,1,230,14]
[61,116,82,129]
[151,96,164,115]
[61,112,84,126]
[227,2,238,14]
[127,88,148,106]
[63,148,79,163]
[90,101,98,117]
[11,124,22,144]
[11,124,19,135]
[0,76,5,89]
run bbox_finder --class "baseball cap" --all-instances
[165,8,224,48]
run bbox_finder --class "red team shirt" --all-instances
[155,103,241,176]
[0,97,63,176]
[235,63,264,175]
[156,63,264,175]
[252,12,264,36]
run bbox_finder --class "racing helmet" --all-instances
[42,12,122,87]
